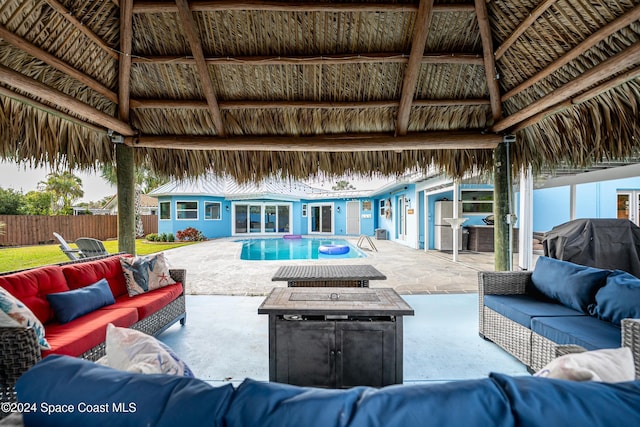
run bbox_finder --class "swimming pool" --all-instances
[239,238,366,260]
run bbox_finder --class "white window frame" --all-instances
[176,200,199,220]
[159,201,171,220]
[204,201,222,220]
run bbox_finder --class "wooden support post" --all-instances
[493,141,510,271]
[116,142,136,255]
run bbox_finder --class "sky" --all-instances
[0,161,393,204]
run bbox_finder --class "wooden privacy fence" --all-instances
[0,215,158,247]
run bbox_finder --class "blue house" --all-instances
[149,173,498,252]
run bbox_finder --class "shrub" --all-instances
[176,227,205,241]
[159,233,169,242]
[145,233,158,242]
[167,233,175,242]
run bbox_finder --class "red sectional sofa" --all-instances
[0,254,186,400]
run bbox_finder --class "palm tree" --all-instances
[38,172,84,215]
[332,180,356,191]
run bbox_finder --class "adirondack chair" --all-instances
[75,238,109,258]
[52,232,82,261]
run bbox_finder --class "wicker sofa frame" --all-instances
[478,270,640,378]
[0,254,187,407]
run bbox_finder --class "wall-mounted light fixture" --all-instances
[336,206,341,213]
[225,205,230,212]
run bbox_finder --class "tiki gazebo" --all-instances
[0,0,638,265]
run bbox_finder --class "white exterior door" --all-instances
[346,201,360,235]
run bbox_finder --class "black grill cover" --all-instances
[543,219,640,278]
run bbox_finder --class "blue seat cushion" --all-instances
[490,373,640,427]
[484,295,585,328]
[16,355,234,427]
[531,316,621,350]
[531,256,610,314]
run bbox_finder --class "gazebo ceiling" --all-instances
[0,0,638,182]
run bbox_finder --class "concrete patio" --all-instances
[158,238,531,385]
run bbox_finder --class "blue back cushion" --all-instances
[46,278,115,323]
[531,256,609,313]
[590,270,640,326]
[491,373,640,427]
[16,355,234,427]
[348,378,513,427]
[225,379,364,427]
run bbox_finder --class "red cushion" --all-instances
[42,307,138,357]
[106,282,183,319]
[62,255,131,298]
[0,266,68,324]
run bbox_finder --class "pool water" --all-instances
[239,238,366,260]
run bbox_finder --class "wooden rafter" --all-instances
[130,98,491,110]
[129,131,501,152]
[0,64,134,136]
[396,0,435,136]
[503,5,640,101]
[0,85,105,133]
[475,0,502,122]
[119,0,133,122]
[493,42,640,132]
[494,0,558,60]
[43,0,118,60]
[133,1,475,13]
[132,53,484,66]
[513,66,640,132]
[0,25,117,103]
[174,0,226,137]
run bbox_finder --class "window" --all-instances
[176,201,198,219]
[461,190,493,214]
[205,201,221,220]
[160,201,171,220]
[379,200,385,216]
[302,204,307,217]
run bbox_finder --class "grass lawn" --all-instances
[0,240,197,273]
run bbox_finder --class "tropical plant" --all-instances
[0,187,24,215]
[22,190,53,215]
[332,180,356,191]
[176,227,205,241]
[38,172,84,215]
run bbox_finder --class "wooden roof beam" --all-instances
[494,0,558,60]
[0,64,135,136]
[396,0,435,136]
[130,98,491,109]
[0,25,117,103]
[493,42,640,132]
[130,131,502,152]
[132,52,484,66]
[175,0,226,137]
[475,0,502,122]
[0,85,105,133]
[503,5,640,101]
[513,65,640,132]
[133,2,475,13]
[43,0,118,60]
[119,0,133,122]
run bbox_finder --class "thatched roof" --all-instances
[0,0,638,182]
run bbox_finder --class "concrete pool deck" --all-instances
[162,236,532,295]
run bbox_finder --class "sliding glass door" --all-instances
[234,203,291,235]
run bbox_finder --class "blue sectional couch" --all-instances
[479,256,640,374]
[11,355,640,427]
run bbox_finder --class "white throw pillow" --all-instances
[534,347,635,382]
[104,323,193,377]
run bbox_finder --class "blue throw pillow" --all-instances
[46,278,115,323]
[16,355,234,427]
[589,270,640,326]
[531,256,610,313]
[490,373,640,427]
